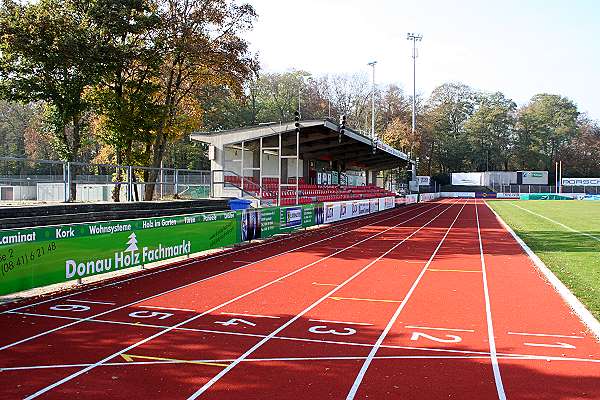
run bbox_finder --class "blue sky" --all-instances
[246,0,600,119]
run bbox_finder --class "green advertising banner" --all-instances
[0,210,241,295]
[240,203,324,241]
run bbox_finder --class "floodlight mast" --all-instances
[406,33,422,141]
[367,61,377,140]
[407,33,422,183]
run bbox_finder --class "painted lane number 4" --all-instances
[215,318,256,327]
[410,332,462,343]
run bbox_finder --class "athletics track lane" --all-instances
[478,200,600,399]
[0,202,448,398]
[351,199,501,399]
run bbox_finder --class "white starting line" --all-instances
[66,299,116,305]
[3,353,599,373]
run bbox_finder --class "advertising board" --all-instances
[0,211,240,295]
[561,177,600,187]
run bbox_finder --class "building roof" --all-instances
[190,118,414,171]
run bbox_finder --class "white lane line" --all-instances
[427,269,481,273]
[312,282,338,286]
[309,319,373,326]
[186,202,460,400]
[1,205,414,315]
[138,305,196,312]
[3,205,430,352]
[23,203,450,399]
[66,299,116,305]
[486,202,600,341]
[476,198,507,400]
[220,312,280,319]
[507,331,584,339]
[405,325,475,333]
[512,203,600,242]
[346,200,467,400]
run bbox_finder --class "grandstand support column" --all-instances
[259,137,263,199]
[370,170,378,187]
[209,138,226,199]
[296,127,300,205]
[278,133,282,207]
[241,140,245,194]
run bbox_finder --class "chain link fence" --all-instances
[0,157,210,204]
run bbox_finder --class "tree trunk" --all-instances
[68,114,82,202]
[112,148,123,202]
[144,133,168,200]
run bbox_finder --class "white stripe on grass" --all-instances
[512,203,600,242]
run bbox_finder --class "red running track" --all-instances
[0,199,598,399]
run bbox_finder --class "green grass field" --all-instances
[488,200,600,319]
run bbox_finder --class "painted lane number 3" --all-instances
[308,325,357,336]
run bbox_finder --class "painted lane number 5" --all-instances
[128,310,173,320]
[410,332,462,343]
[308,325,357,336]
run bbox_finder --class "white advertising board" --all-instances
[496,193,520,199]
[384,196,395,209]
[405,194,419,205]
[440,192,476,198]
[419,193,437,202]
[370,198,379,213]
[521,171,548,185]
[417,176,431,186]
[562,177,600,187]
[324,199,380,224]
[451,172,483,186]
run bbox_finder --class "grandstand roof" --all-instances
[190,118,413,171]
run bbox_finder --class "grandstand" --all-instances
[223,175,395,205]
[191,117,412,206]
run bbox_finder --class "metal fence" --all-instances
[490,183,600,195]
[0,156,210,204]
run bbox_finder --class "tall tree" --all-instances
[516,94,579,171]
[0,0,112,163]
[144,0,258,199]
[423,83,475,173]
[464,92,516,171]
[559,116,600,177]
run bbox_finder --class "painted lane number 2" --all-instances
[410,332,462,343]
